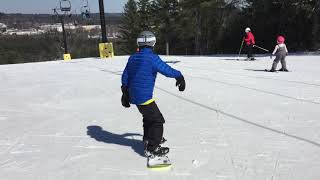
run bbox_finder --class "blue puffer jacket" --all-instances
[121,48,182,105]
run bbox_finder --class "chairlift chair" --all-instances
[81,0,91,19]
[60,0,71,12]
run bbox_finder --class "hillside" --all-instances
[0,55,320,180]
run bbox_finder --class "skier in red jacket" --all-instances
[244,27,255,60]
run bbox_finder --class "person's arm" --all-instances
[284,44,288,54]
[121,61,130,108]
[121,63,129,87]
[250,33,255,44]
[152,55,182,78]
[272,45,279,55]
[152,55,185,91]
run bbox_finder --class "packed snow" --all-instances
[0,55,320,180]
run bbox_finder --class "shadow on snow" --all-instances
[86,125,144,157]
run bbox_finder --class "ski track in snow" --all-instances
[155,83,320,144]
[180,65,320,87]
[75,58,320,105]
[186,75,320,105]
[0,56,320,180]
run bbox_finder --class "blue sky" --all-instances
[0,0,128,14]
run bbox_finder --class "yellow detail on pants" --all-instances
[99,42,114,58]
[63,54,72,61]
[141,99,155,105]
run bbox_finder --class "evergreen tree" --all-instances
[137,0,153,30]
[241,0,320,51]
[310,0,320,50]
[118,0,319,54]
[179,0,208,55]
[177,0,238,54]
[118,0,140,53]
[151,0,180,55]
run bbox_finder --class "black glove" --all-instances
[121,86,130,108]
[175,76,185,92]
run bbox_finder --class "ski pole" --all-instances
[253,45,269,52]
[237,39,244,60]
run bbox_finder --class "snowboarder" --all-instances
[267,36,289,72]
[244,27,256,60]
[121,31,185,167]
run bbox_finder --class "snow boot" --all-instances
[143,139,169,157]
[145,145,169,157]
[143,137,166,149]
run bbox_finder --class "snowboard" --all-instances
[147,155,172,170]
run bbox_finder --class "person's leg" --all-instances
[137,102,165,151]
[247,44,252,58]
[142,122,150,142]
[250,45,255,60]
[137,106,151,144]
[280,56,288,71]
[271,55,281,71]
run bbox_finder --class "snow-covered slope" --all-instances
[0,55,319,180]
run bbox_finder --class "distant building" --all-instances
[39,23,120,39]
[106,25,120,39]
[4,28,45,35]
[81,25,100,31]
[39,23,76,32]
[1,22,120,38]
[0,23,7,33]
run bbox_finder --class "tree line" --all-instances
[0,1,319,65]
[0,13,124,65]
[119,0,320,55]
[0,31,126,65]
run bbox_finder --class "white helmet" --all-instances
[137,31,156,47]
[245,27,251,33]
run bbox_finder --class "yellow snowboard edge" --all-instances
[148,164,172,171]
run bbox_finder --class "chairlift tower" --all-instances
[53,0,72,61]
[98,0,114,59]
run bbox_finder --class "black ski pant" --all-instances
[137,102,165,151]
[246,44,254,58]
